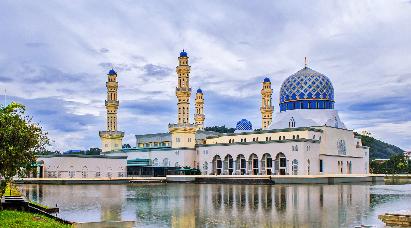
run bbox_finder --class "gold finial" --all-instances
[304,57,307,68]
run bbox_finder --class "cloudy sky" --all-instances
[1,0,410,151]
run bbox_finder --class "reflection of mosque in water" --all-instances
[20,184,125,223]
[129,184,371,227]
[20,184,371,227]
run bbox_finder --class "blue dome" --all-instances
[236,119,252,131]
[180,49,188,57]
[197,88,203,94]
[264,77,270,83]
[108,69,116,75]
[279,67,335,112]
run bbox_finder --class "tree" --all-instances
[86,147,102,155]
[0,102,49,196]
[204,125,235,133]
[122,144,131,149]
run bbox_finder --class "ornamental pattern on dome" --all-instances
[280,67,334,103]
[236,119,252,131]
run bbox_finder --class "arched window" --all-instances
[292,159,298,175]
[283,136,286,140]
[279,136,281,140]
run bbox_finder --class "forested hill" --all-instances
[356,133,404,160]
[205,126,404,160]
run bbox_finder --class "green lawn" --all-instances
[0,210,72,228]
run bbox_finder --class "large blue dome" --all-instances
[279,67,334,112]
[236,119,252,131]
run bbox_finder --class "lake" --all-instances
[19,183,411,227]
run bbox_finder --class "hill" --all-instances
[357,133,404,160]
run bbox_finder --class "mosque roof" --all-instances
[236,119,253,131]
[180,49,188,57]
[280,66,334,104]
[197,88,203,94]
[108,69,117,75]
[264,77,270,82]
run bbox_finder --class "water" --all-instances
[19,183,411,227]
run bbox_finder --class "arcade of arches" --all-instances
[211,152,290,175]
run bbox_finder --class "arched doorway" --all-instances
[223,154,234,175]
[262,153,273,175]
[212,155,222,175]
[249,154,259,175]
[274,153,287,175]
[236,154,246,175]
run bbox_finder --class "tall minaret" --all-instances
[99,69,124,152]
[169,50,196,149]
[260,77,273,129]
[194,88,205,130]
[176,50,191,124]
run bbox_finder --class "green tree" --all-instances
[0,102,49,197]
[204,125,235,133]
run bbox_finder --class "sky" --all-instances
[0,0,410,151]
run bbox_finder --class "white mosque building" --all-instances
[36,50,369,178]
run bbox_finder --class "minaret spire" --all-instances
[304,57,307,68]
[168,50,197,148]
[195,88,205,130]
[260,77,274,129]
[99,69,124,152]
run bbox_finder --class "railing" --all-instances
[44,171,127,178]
[168,123,197,129]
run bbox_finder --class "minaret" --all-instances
[169,50,196,149]
[260,77,273,129]
[99,69,124,152]
[175,49,191,124]
[194,88,205,130]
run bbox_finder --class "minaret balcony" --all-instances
[176,87,192,92]
[105,100,119,106]
[99,130,124,138]
[260,106,274,111]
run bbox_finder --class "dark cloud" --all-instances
[99,48,109,53]
[0,75,13,82]
[10,96,100,133]
[142,64,172,77]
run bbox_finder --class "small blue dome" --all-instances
[197,88,203,94]
[236,119,252,131]
[264,77,270,83]
[180,49,188,57]
[108,69,116,75]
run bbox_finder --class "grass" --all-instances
[29,201,50,209]
[0,210,72,228]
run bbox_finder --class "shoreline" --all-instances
[14,174,385,185]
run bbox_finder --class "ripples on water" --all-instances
[19,183,411,227]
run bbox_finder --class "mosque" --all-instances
[36,50,369,178]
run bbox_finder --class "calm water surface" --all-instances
[19,183,411,227]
